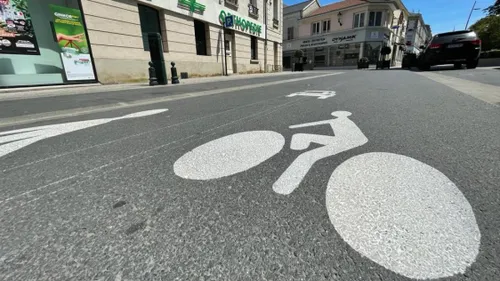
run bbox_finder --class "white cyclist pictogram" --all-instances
[174,110,481,280]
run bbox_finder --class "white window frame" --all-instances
[322,20,331,33]
[312,22,320,35]
[368,11,383,27]
[287,26,294,40]
[353,12,365,28]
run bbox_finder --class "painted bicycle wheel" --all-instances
[174,131,285,180]
[325,152,480,280]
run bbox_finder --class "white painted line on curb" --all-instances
[415,72,500,106]
[0,72,344,128]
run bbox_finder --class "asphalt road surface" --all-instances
[1,67,499,281]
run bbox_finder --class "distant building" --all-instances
[425,24,432,36]
[282,0,320,68]
[404,13,432,54]
[282,0,410,68]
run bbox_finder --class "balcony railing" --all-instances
[248,4,259,18]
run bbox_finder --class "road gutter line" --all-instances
[415,72,500,106]
[0,72,343,128]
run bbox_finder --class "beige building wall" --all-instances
[81,0,282,84]
[263,0,283,71]
[81,0,149,83]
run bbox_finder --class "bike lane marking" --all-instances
[173,131,285,180]
[0,109,168,159]
[273,111,368,195]
[286,90,336,99]
[171,109,481,279]
[326,152,480,280]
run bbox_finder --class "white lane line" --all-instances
[0,72,310,102]
[0,72,344,128]
[0,109,167,159]
[415,71,500,106]
[0,95,292,173]
[0,97,306,209]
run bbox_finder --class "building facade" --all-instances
[404,13,432,54]
[282,0,319,68]
[0,0,283,88]
[282,0,409,68]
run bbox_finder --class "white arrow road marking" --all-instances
[286,90,336,99]
[0,109,168,158]
[326,152,480,279]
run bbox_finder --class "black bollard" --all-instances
[170,62,179,84]
[148,61,158,86]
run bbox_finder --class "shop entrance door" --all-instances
[314,47,326,67]
[224,30,234,74]
[329,45,345,66]
[343,43,360,66]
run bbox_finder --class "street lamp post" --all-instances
[465,1,480,29]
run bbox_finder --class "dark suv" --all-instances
[417,30,481,70]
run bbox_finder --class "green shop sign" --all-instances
[178,0,206,14]
[218,10,262,36]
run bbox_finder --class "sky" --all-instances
[283,0,496,34]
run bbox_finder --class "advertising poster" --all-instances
[0,0,40,55]
[50,4,95,81]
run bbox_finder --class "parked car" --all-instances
[417,30,481,71]
[402,53,417,69]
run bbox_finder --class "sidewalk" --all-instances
[0,71,303,102]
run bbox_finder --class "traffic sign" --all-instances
[224,15,234,28]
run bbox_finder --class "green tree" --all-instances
[294,49,304,63]
[484,0,499,15]
[294,49,304,59]
[470,15,500,51]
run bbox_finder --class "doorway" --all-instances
[224,30,234,74]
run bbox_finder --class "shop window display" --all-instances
[0,0,96,88]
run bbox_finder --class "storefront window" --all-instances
[314,47,325,66]
[0,0,96,88]
[364,41,382,63]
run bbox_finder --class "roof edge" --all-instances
[304,2,367,19]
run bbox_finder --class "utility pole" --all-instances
[465,0,477,29]
[223,26,228,76]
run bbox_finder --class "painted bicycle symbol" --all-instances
[174,111,481,280]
